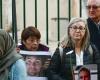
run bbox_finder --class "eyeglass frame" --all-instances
[69,26,86,32]
[86,5,100,10]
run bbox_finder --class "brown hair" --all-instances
[21,26,41,42]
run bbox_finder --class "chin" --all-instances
[89,16,96,19]
[32,48,38,51]
[74,37,81,39]
[74,38,81,41]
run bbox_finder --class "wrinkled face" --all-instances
[86,0,100,20]
[25,56,42,76]
[69,21,86,42]
[23,36,40,51]
[79,71,90,80]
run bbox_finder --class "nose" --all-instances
[89,7,94,11]
[32,40,38,45]
[75,28,80,32]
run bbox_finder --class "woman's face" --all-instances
[25,56,42,76]
[69,21,86,42]
[23,36,40,51]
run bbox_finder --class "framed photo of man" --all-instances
[20,50,51,80]
[73,64,98,80]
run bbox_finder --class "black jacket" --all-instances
[47,44,100,80]
[87,18,100,52]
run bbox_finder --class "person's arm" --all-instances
[92,44,100,79]
[10,59,27,80]
[46,48,65,80]
[91,44,100,63]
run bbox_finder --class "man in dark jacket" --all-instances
[86,0,100,52]
[86,1,100,79]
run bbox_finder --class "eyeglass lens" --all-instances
[86,5,100,9]
[70,26,85,31]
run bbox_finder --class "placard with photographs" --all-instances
[73,64,98,80]
[20,50,51,80]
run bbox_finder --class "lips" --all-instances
[31,47,38,51]
[74,33,81,36]
[89,12,95,15]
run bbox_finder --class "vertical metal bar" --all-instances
[46,0,48,44]
[79,0,82,17]
[68,0,71,21]
[0,0,2,28]
[23,0,26,28]
[12,0,15,39]
[35,0,37,28]
[12,0,18,43]
[57,0,60,42]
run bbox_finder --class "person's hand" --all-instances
[60,41,67,48]
[16,47,20,53]
[60,35,68,48]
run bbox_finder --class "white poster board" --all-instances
[73,64,98,80]
[20,50,51,80]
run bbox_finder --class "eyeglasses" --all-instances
[69,26,86,31]
[27,38,40,43]
[86,5,100,9]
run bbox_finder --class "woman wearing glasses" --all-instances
[47,18,100,80]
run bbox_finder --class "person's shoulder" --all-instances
[17,43,28,50]
[57,46,73,55]
[38,43,49,51]
[87,17,92,22]
[87,17,96,25]
[90,43,97,50]
[10,59,27,80]
[13,59,26,69]
[18,43,24,49]
[10,59,27,76]
[88,43,100,55]
[63,46,73,52]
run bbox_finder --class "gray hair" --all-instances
[66,17,90,50]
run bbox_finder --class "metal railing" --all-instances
[0,0,83,45]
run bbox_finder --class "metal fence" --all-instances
[0,0,84,46]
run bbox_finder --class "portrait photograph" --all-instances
[73,64,98,80]
[20,50,51,80]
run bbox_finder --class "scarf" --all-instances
[0,29,22,80]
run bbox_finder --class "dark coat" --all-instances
[47,44,100,80]
[87,18,100,52]
[18,43,49,51]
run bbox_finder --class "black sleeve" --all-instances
[91,44,100,79]
[46,48,65,80]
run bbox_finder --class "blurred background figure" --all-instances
[86,0,100,52]
[0,29,27,80]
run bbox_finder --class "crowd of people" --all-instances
[0,0,100,80]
